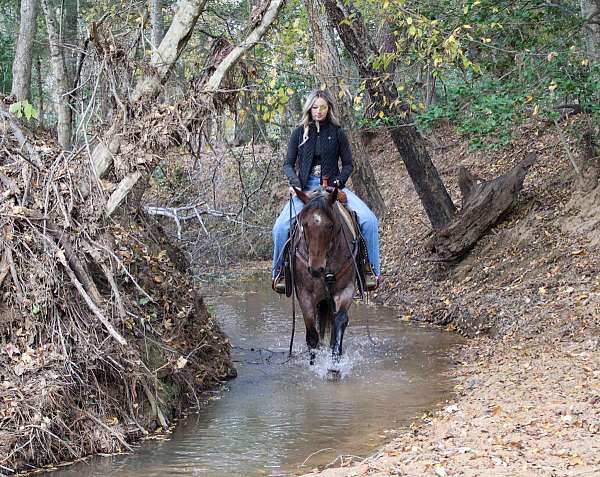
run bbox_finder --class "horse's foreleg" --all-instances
[331,310,348,360]
[331,287,354,361]
[297,289,318,365]
[307,326,319,365]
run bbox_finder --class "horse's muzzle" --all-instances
[308,266,325,278]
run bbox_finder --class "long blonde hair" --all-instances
[298,89,341,146]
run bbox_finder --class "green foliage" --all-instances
[387,0,600,149]
[9,99,39,120]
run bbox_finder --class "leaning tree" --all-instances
[322,0,537,261]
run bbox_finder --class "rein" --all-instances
[288,193,297,358]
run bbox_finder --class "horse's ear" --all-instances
[294,187,311,204]
[328,186,338,206]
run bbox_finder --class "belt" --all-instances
[310,164,321,176]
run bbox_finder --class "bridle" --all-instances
[292,205,357,281]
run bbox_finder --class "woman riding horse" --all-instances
[271,89,381,293]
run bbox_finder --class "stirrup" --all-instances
[365,270,379,292]
[272,271,286,294]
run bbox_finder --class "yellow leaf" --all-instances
[105,416,119,425]
[378,111,385,119]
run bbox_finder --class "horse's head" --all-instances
[294,186,339,278]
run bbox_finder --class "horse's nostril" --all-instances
[308,266,322,278]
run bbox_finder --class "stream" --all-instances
[43,279,463,476]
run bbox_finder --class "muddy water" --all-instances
[46,280,462,477]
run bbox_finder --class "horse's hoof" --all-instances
[326,368,341,381]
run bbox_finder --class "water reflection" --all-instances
[42,279,462,477]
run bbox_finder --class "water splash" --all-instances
[306,346,366,380]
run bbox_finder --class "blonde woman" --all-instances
[272,89,380,292]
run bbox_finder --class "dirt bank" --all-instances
[299,117,600,476]
[0,115,236,475]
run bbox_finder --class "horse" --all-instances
[290,185,359,367]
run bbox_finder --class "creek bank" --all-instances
[300,334,600,477]
[298,117,600,475]
[0,116,236,475]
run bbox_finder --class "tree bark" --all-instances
[322,0,456,229]
[36,54,44,125]
[305,0,385,216]
[61,0,79,84]
[151,0,165,48]
[11,0,39,101]
[131,0,209,104]
[581,0,600,63]
[41,0,72,149]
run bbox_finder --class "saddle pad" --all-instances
[335,202,358,240]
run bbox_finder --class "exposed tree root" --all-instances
[0,106,236,473]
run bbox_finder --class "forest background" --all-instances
[0,0,599,474]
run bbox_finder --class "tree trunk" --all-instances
[322,0,456,229]
[581,0,600,63]
[36,53,44,126]
[131,0,209,104]
[41,0,72,149]
[305,0,385,216]
[151,0,165,48]
[429,155,537,260]
[11,0,38,101]
[61,0,78,83]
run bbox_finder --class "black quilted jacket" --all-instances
[283,119,353,189]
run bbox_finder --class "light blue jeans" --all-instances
[272,175,380,278]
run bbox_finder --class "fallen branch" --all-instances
[141,381,168,429]
[143,203,237,238]
[82,410,134,452]
[0,249,10,288]
[56,249,127,346]
[6,247,24,303]
[0,110,42,168]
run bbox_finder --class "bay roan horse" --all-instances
[291,186,357,366]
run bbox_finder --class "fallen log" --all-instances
[429,153,537,261]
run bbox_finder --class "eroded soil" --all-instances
[300,118,600,476]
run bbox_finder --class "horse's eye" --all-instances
[328,224,334,231]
